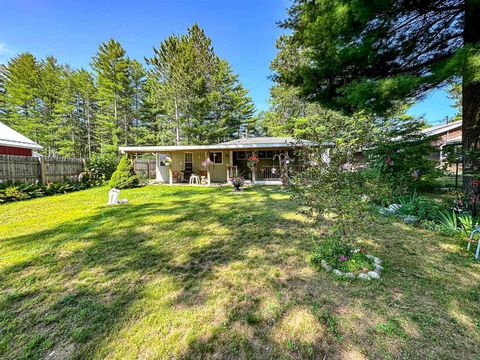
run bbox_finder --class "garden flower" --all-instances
[338,255,348,262]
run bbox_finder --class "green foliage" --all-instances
[458,213,480,236]
[87,152,119,181]
[274,1,464,116]
[146,24,255,145]
[397,193,442,221]
[0,181,95,204]
[337,252,374,273]
[436,210,459,233]
[109,156,139,189]
[366,119,442,194]
[311,237,352,268]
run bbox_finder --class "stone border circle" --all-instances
[320,254,384,280]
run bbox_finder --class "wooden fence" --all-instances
[0,155,86,184]
[134,159,156,179]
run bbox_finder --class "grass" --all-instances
[0,185,479,359]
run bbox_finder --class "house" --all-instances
[422,120,462,170]
[119,137,331,185]
[0,121,43,156]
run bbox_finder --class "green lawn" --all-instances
[0,185,479,359]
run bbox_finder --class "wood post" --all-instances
[39,157,47,185]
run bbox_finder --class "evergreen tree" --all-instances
[91,39,130,151]
[275,0,479,190]
[1,53,41,142]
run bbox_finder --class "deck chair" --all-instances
[467,226,480,260]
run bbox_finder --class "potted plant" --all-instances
[247,155,259,169]
[201,158,213,169]
[231,177,245,191]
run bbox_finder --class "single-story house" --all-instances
[0,121,43,156]
[120,137,332,185]
[422,120,462,171]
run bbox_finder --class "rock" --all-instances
[374,265,383,276]
[366,254,374,260]
[373,257,382,265]
[333,269,344,277]
[367,271,380,280]
[357,273,371,280]
[321,260,332,272]
[344,272,355,279]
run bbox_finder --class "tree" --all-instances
[91,39,131,151]
[147,24,255,145]
[1,53,41,142]
[275,0,479,191]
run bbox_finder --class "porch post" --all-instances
[251,150,256,184]
[205,151,211,185]
[228,150,233,182]
[168,153,173,185]
[155,153,161,182]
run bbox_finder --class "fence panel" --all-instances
[44,157,85,183]
[0,155,85,184]
[0,155,40,183]
[134,159,156,179]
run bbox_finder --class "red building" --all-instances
[0,121,43,156]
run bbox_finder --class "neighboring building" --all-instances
[0,121,43,156]
[120,137,331,185]
[422,120,462,172]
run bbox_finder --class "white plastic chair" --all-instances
[467,226,480,260]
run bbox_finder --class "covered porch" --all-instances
[120,137,331,185]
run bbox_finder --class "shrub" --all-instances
[87,152,118,181]
[0,180,94,204]
[396,193,443,221]
[436,209,460,233]
[109,156,139,189]
[366,119,443,195]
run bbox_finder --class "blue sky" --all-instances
[0,0,456,124]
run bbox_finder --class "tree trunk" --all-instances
[174,94,180,145]
[462,0,480,192]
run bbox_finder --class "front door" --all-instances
[155,154,170,183]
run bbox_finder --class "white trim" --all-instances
[119,141,333,154]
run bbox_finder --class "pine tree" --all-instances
[91,39,130,151]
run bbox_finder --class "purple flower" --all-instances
[338,255,348,262]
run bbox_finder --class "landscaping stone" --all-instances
[357,273,371,280]
[373,257,382,265]
[333,269,344,276]
[344,272,355,279]
[321,260,332,272]
[374,265,383,276]
[367,271,380,280]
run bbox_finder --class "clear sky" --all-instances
[0,0,456,124]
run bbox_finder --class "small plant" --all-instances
[87,151,118,182]
[458,213,479,236]
[109,156,139,189]
[246,155,259,169]
[201,158,213,169]
[231,177,245,191]
[436,209,459,233]
[311,237,375,273]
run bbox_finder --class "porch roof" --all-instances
[119,137,333,154]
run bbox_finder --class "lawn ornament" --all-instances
[467,226,480,260]
[108,188,120,205]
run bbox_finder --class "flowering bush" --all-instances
[246,155,259,169]
[201,158,213,169]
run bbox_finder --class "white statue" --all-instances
[108,188,120,205]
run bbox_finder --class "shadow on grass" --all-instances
[0,186,479,359]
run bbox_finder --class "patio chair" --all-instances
[467,226,480,260]
[189,174,200,184]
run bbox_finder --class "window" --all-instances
[184,152,193,171]
[209,151,223,164]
